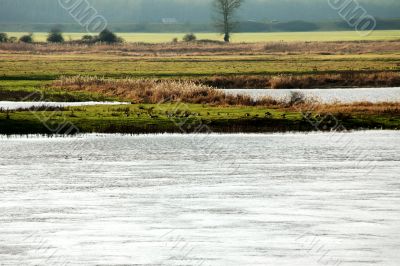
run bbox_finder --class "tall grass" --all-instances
[52,76,400,114]
[198,72,400,89]
[312,101,400,115]
[2,40,400,55]
[269,72,400,89]
[52,76,281,106]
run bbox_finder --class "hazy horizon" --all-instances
[0,0,399,24]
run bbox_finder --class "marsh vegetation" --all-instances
[0,37,399,134]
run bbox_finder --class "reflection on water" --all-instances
[0,132,399,265]
[223,87,400,103]
[0,101,129,110]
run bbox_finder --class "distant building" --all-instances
[162,18,178,24]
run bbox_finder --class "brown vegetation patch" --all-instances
[196,72,400,89]
[52,76,281,106]
[51,76,400,118]
[2,40,400,56]
[312,101,400,115]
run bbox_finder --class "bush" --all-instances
[8,37,17,43]
[172,37,178,43]
[98,29,119,43]
[19,34,33,43]
[47,28,64,43]
[81,35,96,44]
[183,33,197,42]
[288,91,306,106]
[0,33,8,43]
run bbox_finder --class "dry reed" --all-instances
[52,76,281,106]
[197,72,400,89]
[51,76,400,115]
[2,40,400,56]
[311,101,400,115]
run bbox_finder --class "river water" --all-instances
[223,87,400,103]
[0,132,399,265]
[0,101,129,110]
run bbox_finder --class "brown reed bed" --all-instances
[0,42,260,56]
[196,72,400,89]
[310,101,400,115]
[51,76,400,117]
[2,40,400,56]
[51,76,282,106]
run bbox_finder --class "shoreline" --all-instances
[1,103,398,135]
[0,123,396,135]
[0,129,398,138]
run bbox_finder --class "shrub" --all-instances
[81,35,96,44]
[172,37,178,43]
[19,34,33,43]
[47,28,64,43]
[0,33,8,43]
[288,91,306,106]
[116,37,125,43]
[98,29,119,43]
[8,37,17,43]
[183,33,197,42]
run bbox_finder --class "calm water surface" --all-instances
[223,87,400,103]
[0,132,399,265]
[0,101,129,110]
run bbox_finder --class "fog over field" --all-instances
[0,0,399,23]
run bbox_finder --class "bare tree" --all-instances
[213,0,244,42]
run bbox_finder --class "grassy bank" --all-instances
[0,102,399,135]
[1,78,399,134]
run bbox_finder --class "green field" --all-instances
[1,53,399,81]
[5,30,400,43]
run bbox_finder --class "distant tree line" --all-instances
[0,32,33,43]
[0,30,225,45]
[0,29,124,44]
